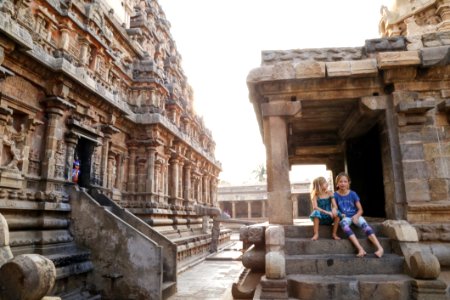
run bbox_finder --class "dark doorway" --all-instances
[75,138,96,188]
[346,125,385,218]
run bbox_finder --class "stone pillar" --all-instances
[79,39,90,66]
[121,155,128,190]
[146,147,156,194]
[100,133,112,188]
[232,201,236,218]
[261,99,301,225]
[178,160,184,199]
[164,160,169,201]
[248,201,252,219]
[59,27,70,51]
[437,0,450,31]
[41,97,75,180]
[137,158,146,193]
[202,175,208,205]
[115,154,123,189]
[262,201,266,218]
[127,146,137,193]
[107,154,115,189]
[64,132,78,181]
[169,155,179,202]
[183,163,191,206]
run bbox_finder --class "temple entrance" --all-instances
[346,124,385,218]
[74,137,96,188]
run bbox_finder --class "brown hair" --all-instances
[335,172,351,190]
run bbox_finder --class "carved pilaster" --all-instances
[146,146,156,194]
[40,96,74,180]
[64,132,78,181]
[437,0,450,31]
[183,163,191,206]
[127,145,137,192]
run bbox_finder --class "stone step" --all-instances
[45,249,91,268]
[285,237,393,255]
[285,253,404,275]
[58,287,101,300]
[162,281,176,299]
[284,222,386,239]
[287,274,413,300]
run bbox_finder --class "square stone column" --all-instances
[261,99,301,225]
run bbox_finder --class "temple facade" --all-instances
[0,0,226,299]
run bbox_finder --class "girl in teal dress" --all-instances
[309,176,342,240]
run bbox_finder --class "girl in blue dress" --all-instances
[309,176,341,240]
[334,172,384,258]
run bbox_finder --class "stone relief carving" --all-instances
[54,140,66,178]
[2,120,26,171]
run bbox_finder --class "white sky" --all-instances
[158,0,388,184]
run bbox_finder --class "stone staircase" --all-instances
[284,222,414,299]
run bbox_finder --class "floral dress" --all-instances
[309,196,341,225]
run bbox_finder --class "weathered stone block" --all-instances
[242,245,265,271]
[272,62,295,80]
[265,225,284,251]
[429,157,450,178]
[429,179,450,201]
[404,180,431,202]
[377,51,421,69]
[424,143,450,160]
[410,251,440,279]
[247,65,274,82]
[420,46,450,67]
[382,220,419,242]
[402,161,429,180]
[0,214,8,247]
[294,61,326,79]
[400,143,424,160]
[248,225,265,244]
[365,37,407,53]
[265,251,285,279]
[0,254,56,300]
[359,279,411,300]
[326,61,351,77]
[350,59,378,77]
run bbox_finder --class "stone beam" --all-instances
[261,100,301,118]
[338,96,387,140]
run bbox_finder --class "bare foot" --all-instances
[375,248,384,258]
[332,235,341,240]
[356,249,367,257]
[311,234,319,241]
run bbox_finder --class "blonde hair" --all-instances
[310,176,327,200]
[335,172,351,190]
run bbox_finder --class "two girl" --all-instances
[309,173,384,258]
[309,176,341,240]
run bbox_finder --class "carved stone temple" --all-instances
[0,0,229,299]
[234,0,450,299]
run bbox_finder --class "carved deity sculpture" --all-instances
[2,122,26,171]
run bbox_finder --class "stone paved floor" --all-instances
[168,237,244,300]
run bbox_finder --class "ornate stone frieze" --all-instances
[261,47,364,65]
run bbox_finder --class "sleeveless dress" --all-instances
[309,196,341,225]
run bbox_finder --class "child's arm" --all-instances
[330,193,338,216]
[352,200,364,223]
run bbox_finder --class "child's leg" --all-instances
[340,217,366,257]
[332,216,341,240]
[368,234,384,258]
[311,218,319,240]
[348,235,367,257]
[355,216,384,258]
